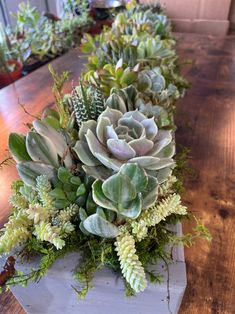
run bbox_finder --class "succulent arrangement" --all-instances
[0,1,210,300]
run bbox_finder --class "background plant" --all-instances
[7,1,92,66]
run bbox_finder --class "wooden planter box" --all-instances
[1,224,186,314]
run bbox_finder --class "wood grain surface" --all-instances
[0,33,234,314]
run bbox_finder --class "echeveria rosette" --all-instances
[73,107,175,180]
[82,163,158,238]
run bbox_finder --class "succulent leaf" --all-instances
[82,165,113,181]
[102,173,136,204]
[92,180,118,212]
[119,163,147,193]
[79,120,97,141]
[33,120,73,169]
[107,139,136,160]
[142,175,159,208]
[26,132,59,168]
[58,167,73,183]
[83,213,120,238]
[8,133,31,163]
[73,141,101,166]
[17,162,57,186]
[119,193,142,219]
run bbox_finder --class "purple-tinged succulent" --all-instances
[74,107,175,180]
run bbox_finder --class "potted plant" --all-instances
[0,2,210,313]
[0,25,22,88]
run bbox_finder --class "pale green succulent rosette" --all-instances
[74,107,175,181]
[82,163,158,238]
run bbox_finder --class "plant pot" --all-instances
[0,223,186,314]
[0,60,22,88]
[88,21,103,35]
[23,51,65,74]
[88,19,113,35]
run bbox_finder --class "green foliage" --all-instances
[47,167,88,210]
[48,65,70,128]
[83,60,138,96]
[8,133,31,163]
[131,192,187,242]
[12,1,40,33]
[169,216,212,246]
[172,145,195,194]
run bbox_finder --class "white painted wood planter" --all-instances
[2,223,186,314]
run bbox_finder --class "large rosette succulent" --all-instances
[74,107,175,181]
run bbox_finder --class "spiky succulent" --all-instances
[74,107,175,180]
[34,222,65,250]
[65,84,105,128]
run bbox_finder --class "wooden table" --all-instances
[0,33,235,314]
